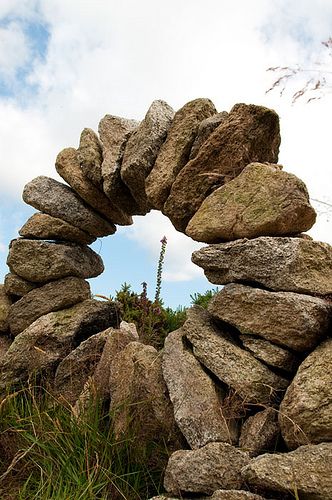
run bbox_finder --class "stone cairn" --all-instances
[0,98,331,499]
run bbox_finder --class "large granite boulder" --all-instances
[77,127,103,189]
[189,111,229,160]
[186,163,316,242]
[184,307,288,405]
[279,338,332,449]
[145,98,216,210]
[121,99,174,214]
[239,408,280,457]
[164,103,281,231]
[241,443,332,500]
[208,284,331,352]
[23,176,116,237]
[8,277,91,336]
[7,239,104,283]
[55,147,132,225]
[19,213,96,245]
[4,273,38,298]
[163,328,238,449]
[0,285,12,332]
[164,442,250,496]
[192,237,332,296]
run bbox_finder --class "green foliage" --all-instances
[190,287,219,308]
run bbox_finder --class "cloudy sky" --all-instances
[0,0,331,307]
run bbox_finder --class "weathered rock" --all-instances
[149,493,265,500]
[241,443,332,500]
[77,127,103,189]
[184,307,288,405]
[99,114,140,214]
[279,339,332,449]
[22,176,116,237]
[0,335,12,361]
[239,409,280,457]
[145,98,216,210]
[189,111,229,160]
[19,213,96,245]
[54,330,109,405]
[4,273,38,298]
[193,237,332,296]
[0,285,12,332]
[208,284,331,351]
[0,299,119,390]
[8,277,91,336]
[164,442,250,495]
[121,99,174,213]
[55,147,132,226]
[7,239,104,283]
[240,335,299,373]
[163,329,238,449]
[164,103,281,231]
[186,163,316,242]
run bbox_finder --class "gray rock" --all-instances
[189,111,229,160]
[99,114,140,214]
[241,443,332,500]
[239,408,280,457]
[279,339,332,449]
[145,98,216,210]
[149,494,265,500]
[121,99,174,213]
[192,237,332,296]
[7,239,104,283]
[184,307,289,405]
[55,147,132,226]
[19,213,96,245]
[8,277,91,336]
[208,284,331,352]
[0,285,12,332]
[4,273,38,298]
[0,299,120,390]
[77,127,103,189]
[164,103,281,232]
[240,335,299,373]
[186,163,316,242]
[164,442,250,495]
[163,329,238,449]
[23,176,116,237]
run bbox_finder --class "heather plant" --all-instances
[190,287,219,308]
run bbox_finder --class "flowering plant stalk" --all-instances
[155,236,167,304]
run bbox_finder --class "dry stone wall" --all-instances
[0,97,331,499]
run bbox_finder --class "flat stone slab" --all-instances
[8,277,91,336]
[186,163,316,242]
[241,443,332,500]
[145,98,215,210]
[7,239,104,283]
[56,147,132,226]
[164,103,280,231]
[240,335,299,373]
[279,338,332,449]
[192,237,332,296]
[19,213,96,245]
[23,176,116,237]
[4,273,38,297]
[0,285,11,333]
[239,408,280,457]
[184,307,288,405]
[77,127,103,189]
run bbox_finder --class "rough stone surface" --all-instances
[54,330,109,405]
[184,307,289,405]
[23,176,116,237]
[164,103,281,231]
[164,442,250,495]
[189,111,229,160]
[0,335,12,360]
[7,239,104,283]
[4,273,38,298]
[145,98,216,210]
[0,285,12,332]
[77,127,103,189]
[121,99,174,213]
[163,328,238,449]
[149,494,265,500]
[208,284,331,352]
[240,335,299,373]
[55,147,132,226]
[19,213,96,245]
[193,237,332,296]
[8,277,91,336]
[279,339,332,449]
[241,443,332,500]
[239,409,280,457]
[186,163,316,242]
[0,299,120,390]
[99,114,140,214]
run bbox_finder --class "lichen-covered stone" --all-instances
[189,111,229,160]
[0,285,12,332]
[239,408,280,457]
[240,335,299,373]
[4,273,38,298]
[0,334,12,361]
[77,127,103,189]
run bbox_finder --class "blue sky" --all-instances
[0,0,331,308]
